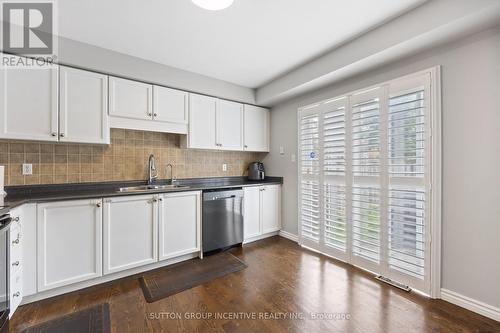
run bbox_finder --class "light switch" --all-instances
[22,163,33,175]
[279,146,285,155]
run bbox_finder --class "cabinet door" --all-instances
[243,186,261,240]
[188,93,217,149]
[0,54,58,141]
[109,77,153,121]
[37,199,102,291]
[244,105,270,152]
[103,195,158,274]
[159,191,201,260]
[153,86,188,124]
[217,99,243,150]
[261,185,281,234]
[60,66,109,144]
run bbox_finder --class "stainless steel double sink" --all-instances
[118,184,189,193]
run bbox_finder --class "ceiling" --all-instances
[57,0,426,88]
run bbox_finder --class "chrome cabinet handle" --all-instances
[147,112,152,116]
[60,133,65,137]
[12,239,19,244]
[12,261,19,266]
[244,145,248,148]
[13,217,19,222]
[13,292,20,297]
[154,113,158,117]
[96,203,101,208]
[51,132,57,137]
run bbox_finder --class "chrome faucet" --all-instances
[148,154,158,185]
[166,164,175,184]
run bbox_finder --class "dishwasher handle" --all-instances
[209,195,236,201]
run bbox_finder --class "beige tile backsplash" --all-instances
[0,129,266,186]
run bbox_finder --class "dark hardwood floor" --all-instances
[11,236,500,332]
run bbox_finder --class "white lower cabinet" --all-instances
[103,195,158,275]
[37,199,103,292]
[158,191,201,260]
[243,185,281,241]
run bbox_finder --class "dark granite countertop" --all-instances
[2,176,283,209]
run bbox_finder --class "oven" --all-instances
[0,209,11,333]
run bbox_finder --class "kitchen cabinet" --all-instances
[59,66,109,144]
[217,99,244,150]
[243,185,281,241]
[158,191,201,260]
[261,185,281,233]
[153,86,188,125]
[103,195,158,274]
[243,186,261,239]
[0,53,58,141]
[109,76,153,121]
[9,206,23,317]
[186,94,244,151]
[37,199,103,291]
[187,93,218,149]
[244,105,270,152]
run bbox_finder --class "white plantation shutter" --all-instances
[322,98,348,258]
[299,111,321,242]
[350,89,382,271]
[386,75,431,291]
[298,71,435,294]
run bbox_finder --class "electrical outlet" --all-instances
[22,163,33,175]
[291,154,296,163]
[222,164,227,172]
[279,146,285,155]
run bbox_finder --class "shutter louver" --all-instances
[352,98,380,176]
[301,180,320,242]
[300,114,319,176]
[324,184,347,251]
[323,106,346,176]
[352,186,380,263]
[388,188,425,279]
[388,90,425,177]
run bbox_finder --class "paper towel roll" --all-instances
[0,165,4,196]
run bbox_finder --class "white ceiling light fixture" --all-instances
[192,0,234,11]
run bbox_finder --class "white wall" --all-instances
[57,37,256,104]
[264,27,500,309]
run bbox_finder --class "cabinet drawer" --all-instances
[10,268,23,318]
[10,224,22,274]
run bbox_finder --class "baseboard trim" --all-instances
[278,230,298,242]
[441,289,500,322]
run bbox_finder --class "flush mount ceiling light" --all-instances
[192,0,234,11]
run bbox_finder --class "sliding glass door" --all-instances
[298,71,435,294]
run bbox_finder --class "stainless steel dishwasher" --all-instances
[202,188,244,254]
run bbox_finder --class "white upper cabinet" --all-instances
[0,54,58,141]
[109,77,153,121]
[153,86,188,125]
[37,199,103,291]
[188,93,218,149]
[59,66,109,144]
[244,105,270,152]
[103,195,158,275]
[217,99,244,150]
